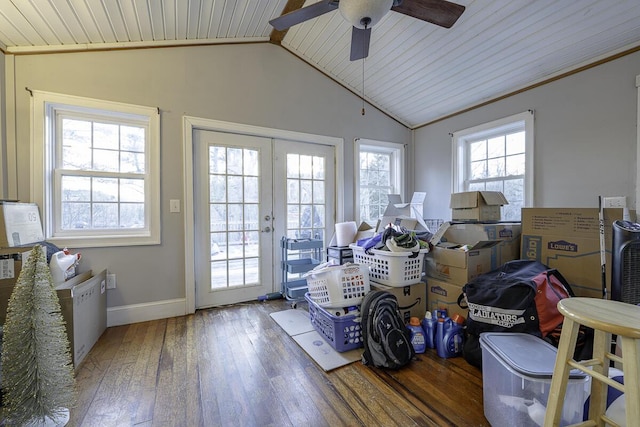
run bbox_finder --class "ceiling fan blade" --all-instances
[269,0,339,31]
[391,0,465,28]
[350,27,371,61]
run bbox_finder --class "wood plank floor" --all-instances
[68,299,490,427]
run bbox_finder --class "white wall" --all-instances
[5,43,410,320]
[0,51,5,197]
[415,50,640,222]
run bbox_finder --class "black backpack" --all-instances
[360,290,415,369]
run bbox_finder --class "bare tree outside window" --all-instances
[356,140,404,225]
[453,111,534,221]
[32,90,160,247]
[60,118,147,230]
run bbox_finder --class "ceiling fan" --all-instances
[269,0,466,61]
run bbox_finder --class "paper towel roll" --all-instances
[335,221,357,247]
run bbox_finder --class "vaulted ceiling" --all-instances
[1,0,640,129]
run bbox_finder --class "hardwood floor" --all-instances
[69,299,489,427]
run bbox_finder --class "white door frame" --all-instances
[182,116,344,314]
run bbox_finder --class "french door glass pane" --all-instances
[286,154,325,242]
[209,146,260,290]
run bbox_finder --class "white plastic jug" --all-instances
[49,251,79,284]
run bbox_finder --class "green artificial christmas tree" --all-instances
[1,245,76,426]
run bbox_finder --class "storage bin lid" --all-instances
[479,332,585,379]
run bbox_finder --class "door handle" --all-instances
[262,226,272,233]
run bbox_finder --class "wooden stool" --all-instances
[544,298,640,427]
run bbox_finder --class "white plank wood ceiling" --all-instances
[1,0,640,128]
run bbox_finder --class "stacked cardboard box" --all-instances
[425,192,521,320]
[450,191,508,222]
[369,193,429,322]
[0,201,107,369]
[0,246,33,324]
[55,270,108,367]
[0,202,44,247]
[520,207,633,298]
[370,281,427,324]
[0,203,44,325]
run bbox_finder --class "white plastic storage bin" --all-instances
[479,332,588,427]
[305,263,370,308]
[350,244,428,287]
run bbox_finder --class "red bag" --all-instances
[532,269,572,336]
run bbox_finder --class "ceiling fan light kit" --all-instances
[339,0,394,29]
[269,0,465,61]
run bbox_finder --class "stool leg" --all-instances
[544,317,580,427]
[588,329,610,426]
[620,336,640,426]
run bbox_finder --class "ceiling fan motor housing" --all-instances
[339,0,394,29]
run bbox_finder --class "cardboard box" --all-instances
[520,207,632,298]
[446,222,522,269]
[0,247,33,324]
[55,270,107,368]
[450,191,508,221]
[0,202,44,248]
[377,192,430,232]
[371,281,426,324]
[426,276,468,320]
[426,224,501,285]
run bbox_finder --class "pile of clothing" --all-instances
[357,223,433,254]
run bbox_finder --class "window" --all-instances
[355,139,405,224]
[452,111,534,221]
[31,91,160,247]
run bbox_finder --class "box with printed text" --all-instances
[521,207,633,298]
[370,281,426,324]
[0,202,44,248]
[426,276,468,320]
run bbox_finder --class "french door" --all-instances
[194,130,335,308]
[272,140,336,292]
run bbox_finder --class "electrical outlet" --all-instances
[603,196,626,208]
[106,273,116,289]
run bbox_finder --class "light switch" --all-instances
[170,199,181,213]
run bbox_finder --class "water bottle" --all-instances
[421,311,437,349]
[436,316,464,358]
[407,317,426,354]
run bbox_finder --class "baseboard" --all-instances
[107,298,187,327]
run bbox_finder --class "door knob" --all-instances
[262,226,272,233]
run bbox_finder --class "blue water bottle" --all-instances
[408,317,426,354]
[421,311,437,349]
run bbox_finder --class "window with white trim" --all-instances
[355,139,405,224]
[31,91,160,247]
[452,111,534,221]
